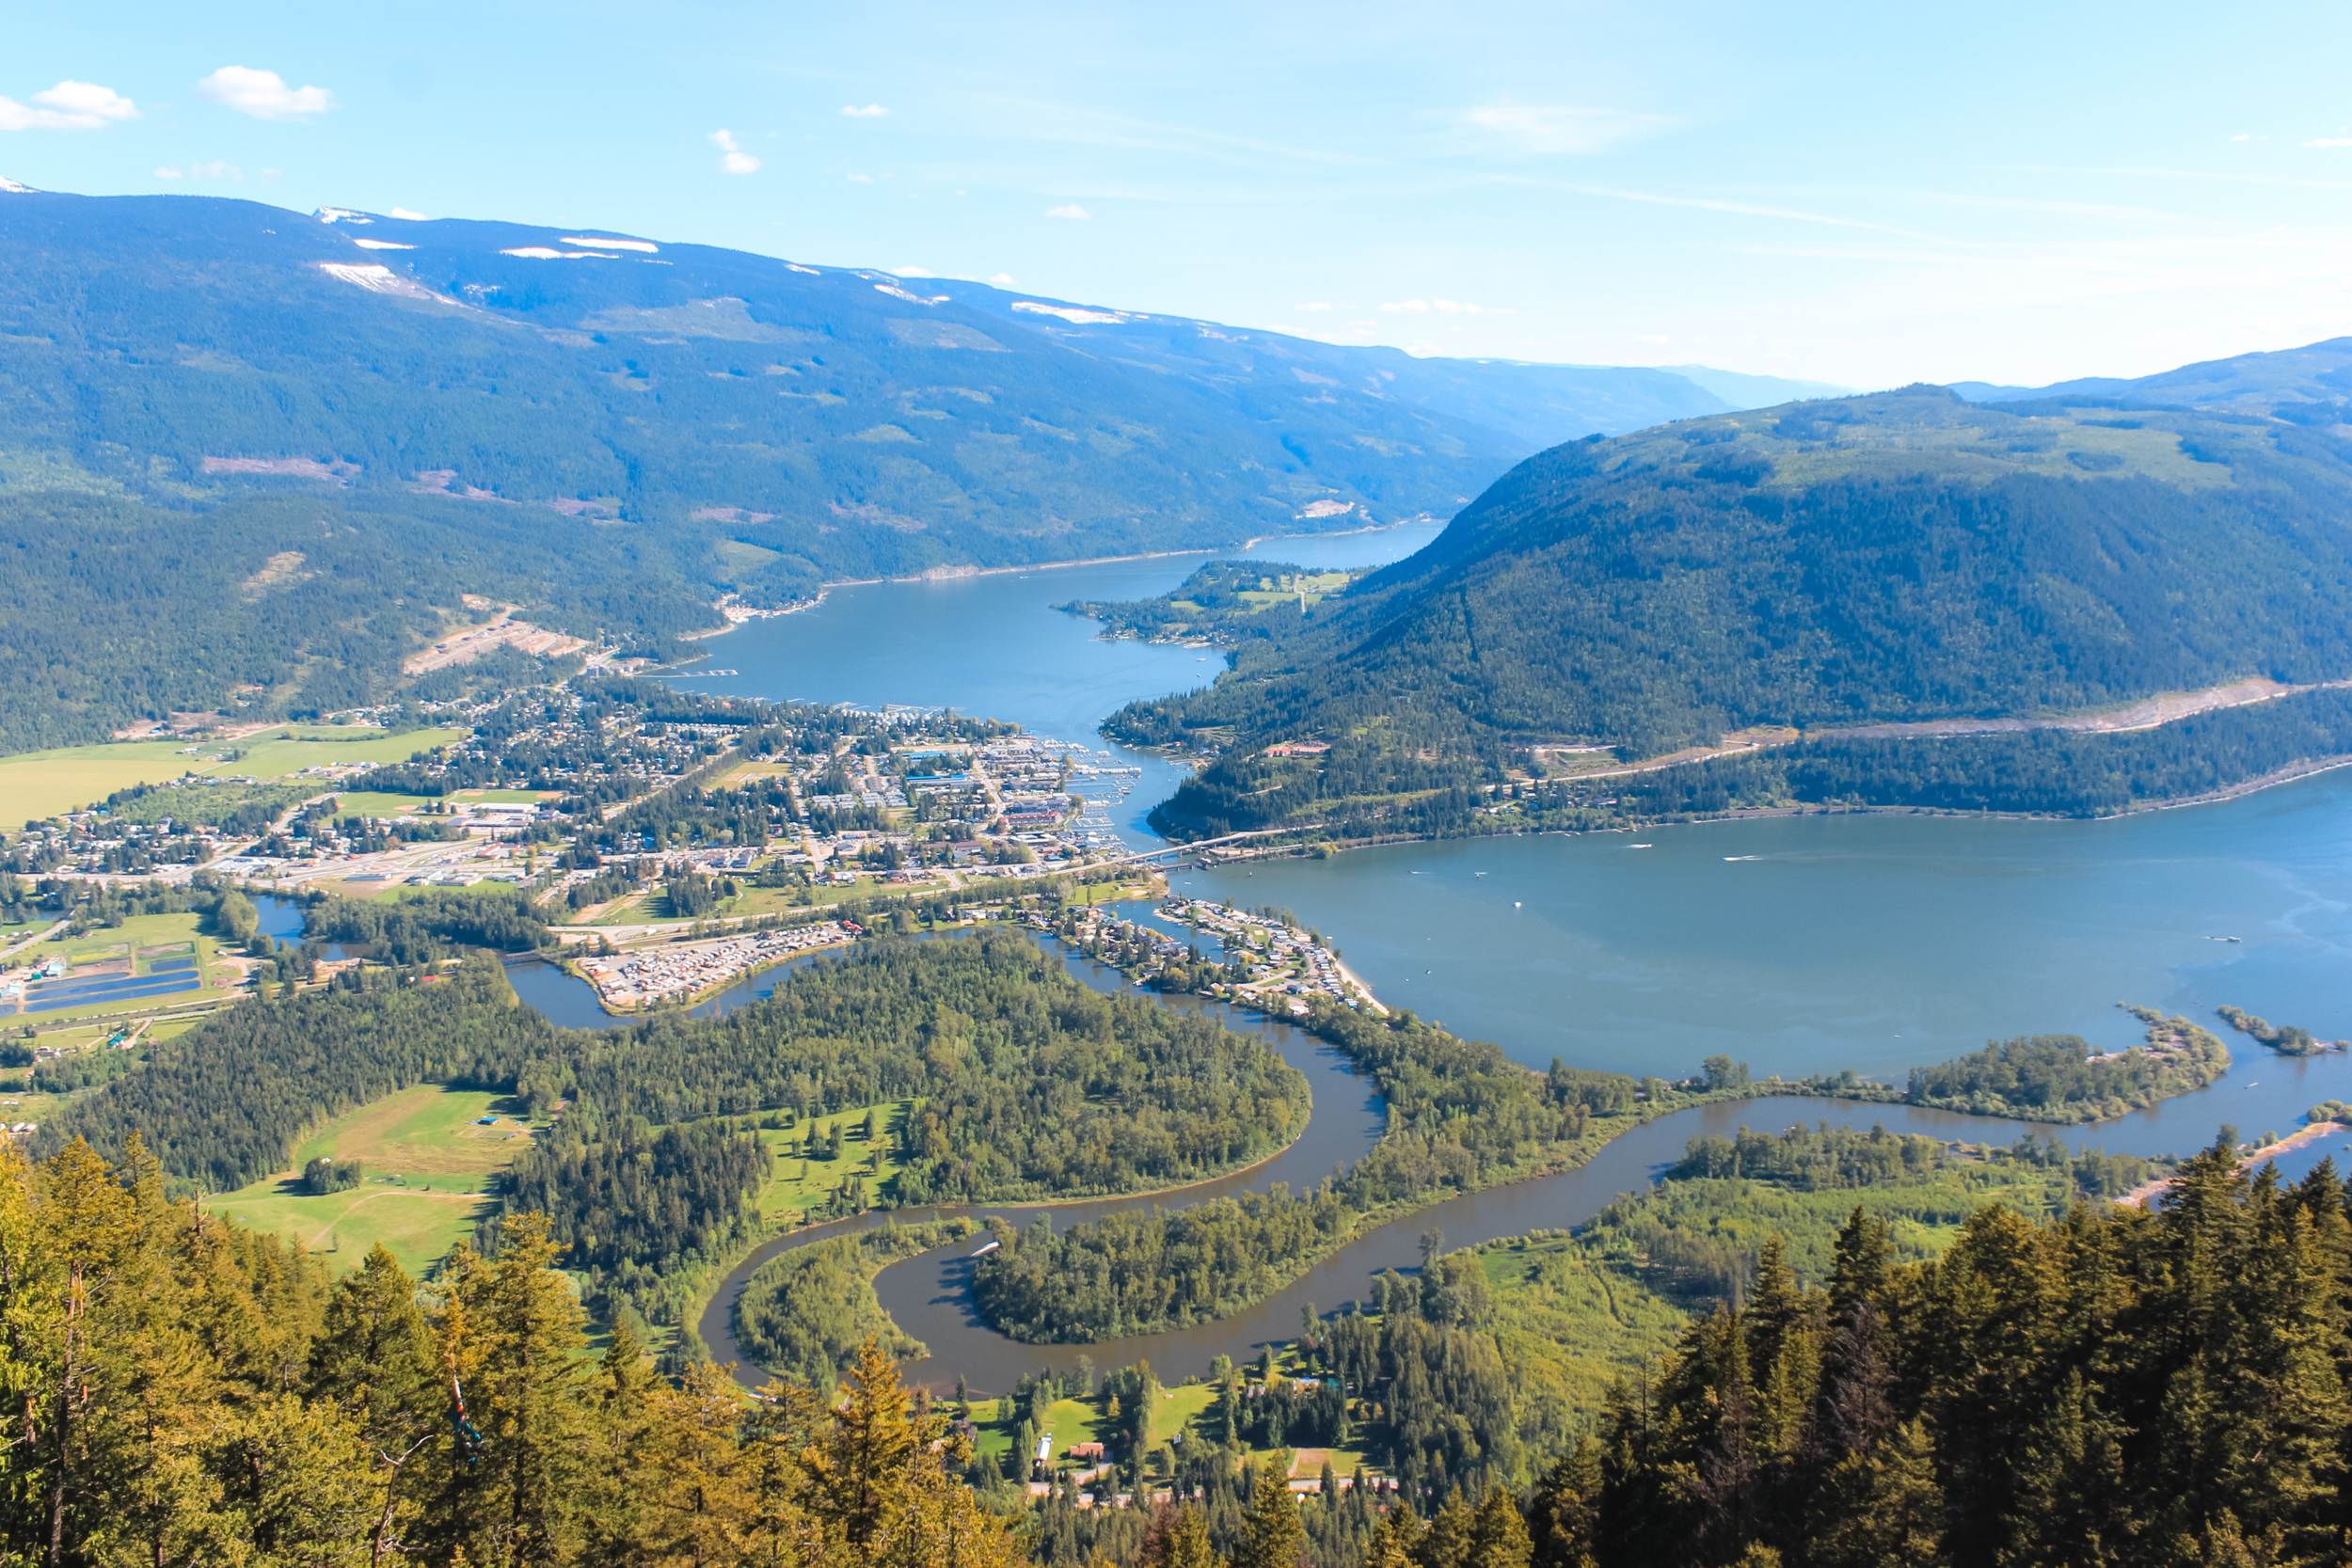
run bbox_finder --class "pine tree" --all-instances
[1528,1437,1600,1568]
[1467,1483,1532,1568]
[1233,1467,1305,1568]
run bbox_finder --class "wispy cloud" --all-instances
[198,66,335,121]
[846,171,874,183]
[1045,203,1091,220]
[1295,302,1338,311]
[0,80,138,132]
[1453,104,1668,155]
[389,207,427,220]
[708,129,760,174]
[153,166,182,180]
[889,266,935,277]
[988,272,1016,286]
[2307,138,2352,148]
[841,103,888,119]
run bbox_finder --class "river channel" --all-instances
[507,524,2352,1390]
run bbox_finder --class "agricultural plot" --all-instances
[207,1084,538,1276]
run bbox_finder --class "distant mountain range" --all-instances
[0,182,1840,752]
[1100,350,2352,833]
[1949,338,2352,408]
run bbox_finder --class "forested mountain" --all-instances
[0,183,1767,750]
[1101,374,2352,833]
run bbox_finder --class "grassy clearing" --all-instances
[755,1100,922,1224]
[208,1083,540,1276]
[206,1187,492,1278]
[289,1084,534,1180]
[326,791,436,816]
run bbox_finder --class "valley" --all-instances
[0,190,2347,1568]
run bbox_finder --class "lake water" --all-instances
[526,524,2352,1389]
[684,527,2352,1165]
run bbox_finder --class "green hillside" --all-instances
[1095,377,2352,834]
[0,187,1764,752]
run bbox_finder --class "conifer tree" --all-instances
[1233,1468,1305,1568]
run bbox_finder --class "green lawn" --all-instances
[208,1083,538,1276]
[326,791,437,816]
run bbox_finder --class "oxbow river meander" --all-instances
[474,523,2350,1389]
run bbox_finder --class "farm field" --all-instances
[207,1084,537,1275]
[0,726,469,826]
[0,738,215,826]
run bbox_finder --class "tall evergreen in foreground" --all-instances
[1531,1146,2352,1566]
[0,1136,1015,1568]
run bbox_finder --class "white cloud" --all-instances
[847,172,874,183]
[198,66,336,121]
[1294,302,1338,311]
[988,272,1016,286]
[1454,103,1666,155]
[190,161,243,182]
[390,207,427,220]
[707,129,760,174]
[889,265,935,277]
[1378,298,1483,315]
[841,103,888,119]
[153,166,183,180]
[1045,203,1091,220]
[2308,137,2352,148]
[0,79,139,132]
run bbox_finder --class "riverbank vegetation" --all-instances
[40,930,1311,1335]
[731,1220,977,1386]
[1900,1012,2229,1122]
[2218,1002,2346,1055]
[969,1000,1653,1343]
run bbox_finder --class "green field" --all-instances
[326,791,436,816]
[207,1084,536,1275]
[756,1100,923,1224]
[0,726,469,826]
[212,727,469,779]
[0,739,215,826]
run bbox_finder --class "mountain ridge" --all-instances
[1089,368,2352,833]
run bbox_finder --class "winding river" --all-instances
[481,522,2352,1392]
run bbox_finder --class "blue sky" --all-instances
[6,0,2349,389]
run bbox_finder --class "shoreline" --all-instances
[670,521,1431,647]
[1164,749,2352,866]
[2116,1118,2347,1208]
